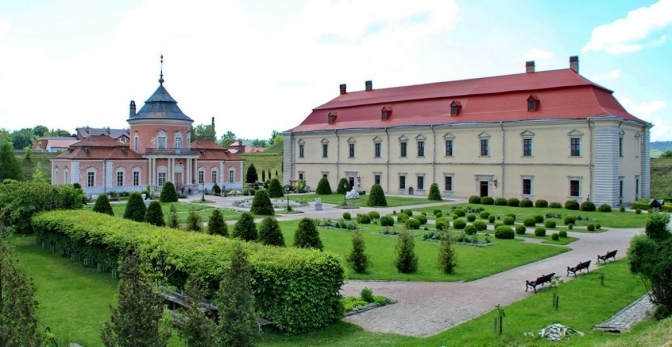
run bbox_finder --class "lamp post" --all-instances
[343,182,349,206]
[201,182,205,202]
[285,187,290,211]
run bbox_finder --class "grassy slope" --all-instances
[651,157,672,198]
[237,141,284,180]
[17,152,56,180]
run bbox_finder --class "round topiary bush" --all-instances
[367,184,388,207]
[468,195,481,204]
[343,212,351,220]
[534,199,549,208]
[519,198,533,208]
[488,215,496,223]
[495,226,515,239]
[405,218,421,230]
[397,213,409,224]
[523,218,536,227]
[93,194,114,216]
[619,206,625,212]
[415,214,428,225]
[453,219,467,229]
[466,214,476,222]
[549,202,563,209]
[506,213,516,221]
[568,223,574,230]
[250,189,275,215]
[636,208,642,214]
[544,220,557,228]
[479,211,490,219]
[368,211,380,221]
[380,216,394,226]
[580,201,596,211]
[481,196,494,205]
[558,230,568,238]
[454,209,466,217]
[564,215,576,225]
[565,200,580,210]
[534,227,546,237]
[515,225,526,235]
[502,216,515,225]
[494,222,504,229]
[495,198,508,206]
[159,181,178,203]
[433,209,442,216]
[507,198,520,207]
[473,221,487,231]
[587,223,595,231]
[356,213,371,224]
[435,217,450,231]
[597,204,612,212]
[464,225,477,235]
[293,218,324,250]
[316,177,333,195]
[404,209,413,217]
[595,223,601,230]
[452,215,459,221]
[551,233,559,241]
[428,183,442,201]
[267,178,284,198]
[533,215,544,224]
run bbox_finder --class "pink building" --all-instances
[51,69,244,197]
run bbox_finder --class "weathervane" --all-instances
[159,54,164,85]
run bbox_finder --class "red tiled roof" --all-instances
[291,69,644,132]
[191,139,243,161]
[53,135,144,160]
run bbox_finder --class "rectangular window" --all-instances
[445,176,453,191]
[400,142,407,157]
[636,177,640,196]
[299,144,304,158]
[417,141,425,157]
[299,172,304,180]
[116,171,124,187]
[417,176,424,190]
[158,136,166,149]
[619,178,624,198]
[322,144,328,158]
[229,170,234,183]
[570,180,580,197]
[158,172,166,187]
[212,171,217,184]
[374,174,381,185]
[198,171,204,184]
[87,172,95,187]
[374,143,381,158]
[523,138,532,156]
[522,179,532,195]
[399,175,406,189]
[445,140,453,156]
[480,139,489,156]
[175,137,182,149]
[349,143,355,158]
[619,137,623,157]
[133,171,139,186]
[570,138,581,156]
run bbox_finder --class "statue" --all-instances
[314,197,323,211]
[345,187,360,200]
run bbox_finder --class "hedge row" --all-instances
[31,210,344,334]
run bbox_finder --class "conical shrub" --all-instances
[258,217,285,246]
[336,178,350,195]
[145,201,165,227]
[347,231,371,273]
[233,212,257,242]
[208,209,228,237]
[159,181,178,203]
[428,183,442,201]
[316,177,333,195]
[123,192,146,222]
[293,218,323,251]
[93,194,114,216]
[250,190,274,215]
[267,178,284,198]
[366,184,387,207]
[394,229,418,273]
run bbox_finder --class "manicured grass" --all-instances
[412,204,648,228]
[514,233,579,245]
[278,220,569,282]
[292,193,438,208]
[85,201,243,223]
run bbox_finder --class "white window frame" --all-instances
[86,168,96,187]
[211,168,218,184]
[54,167,59,184]
[521,175,534,197]
[63,168,69,184]
[133,169,140,186]
[116,168,124,187]
[568,176,582,199]
[229,168,235,183]
[157,130,167,150]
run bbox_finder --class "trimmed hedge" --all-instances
[343,212,351,220]
[597,204,612,212]
[515,225,526,235]
[565,200,580,210]
[519,198,533,208]
[481,196,494,205]
[32,210,344,334]
[479,211,490,219]
[495,226,515,239]
[397,213,409,224]
[473,221,487,231]
[523,218,536,227]
[415,214,428,225]
[454,209,466,217]
[494,198,508,206]
[502,216,515,226]
[549,202,563,209]
[632,200,650,211]
[533,215,544,224]
[468,195,481,204]
[368,211,380,221]
[435,217,450,231]
[587,223,595,231]
[544,220,557,229]
[559,230,568,238]
[466,214,476,222]
[563,215,576,226]
[507,198,520,207]
[453,219,467,230]
[356,214,371,224]
[580,201,596,212]
[534,199,548,208]
[405,218,421,230]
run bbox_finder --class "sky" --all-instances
[0,0,671,141]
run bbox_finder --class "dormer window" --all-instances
[381,107,392,120]
[450,101,462,116]
[328,112,337,125]
[527,95,540,111]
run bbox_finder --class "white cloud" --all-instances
[522,49,554,61]
[582,0,672,54]
[591,69,621,81]
[621,99,671,141]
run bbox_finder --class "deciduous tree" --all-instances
[0,142,23,181]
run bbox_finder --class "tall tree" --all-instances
[191,124,217,142]
[219,131,237,148]
[251,139,267,148]
[0,129,11,147]
[246,164,258,183]
[269,130,280,145]
[48,128,71,137]
[177,278,217,347]
[10,128,33,150]
[0,142,23,181]
[32,125,49,138]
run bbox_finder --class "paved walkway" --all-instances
[595,293,654,333]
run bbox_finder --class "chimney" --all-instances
[339,84,347,95]
[525,61,535,73]
[211,116,215,128]
[365,80,372,91]
[129,100,136,117]
[569,56,579,73]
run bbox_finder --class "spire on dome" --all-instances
[159,54,164,85]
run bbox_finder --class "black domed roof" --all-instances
[128,83,193,122]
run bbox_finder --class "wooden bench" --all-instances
[567,260,591,277]
[597,250,618,264]
[525,272,555,293]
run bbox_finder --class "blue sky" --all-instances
[1,0,670,141]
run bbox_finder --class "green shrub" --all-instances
[405,218,421,230]
[397,213,409,224]
[544,220,557,228]
[507,198,520,207]
[654,304,671,321]
[568,223,574,230]
[394,230,418,273]
[342,212,353,221]
[380,216,394,227]
[468,195,481,204]
[535,199,549,208]
[208,209,228,237]
[453,219,467,230]
[515,225,526,235]
[360,287,374,303]
[494,198,508,206]
[437,232,457,274]
[619,206,625,212]
[415,214,428,225]
[564,215,576,225]
[596,223,601,230]
[506,213,516,221]
[533,215,544,223]
[347,231,371,274]
[454,209,466,217]
[559,230,567,238]
[481,196,494,205]
[168,204,179,229]
[479,211,490,219]
[366,211,380,222]
[597,204,612,212]
[473,221,487,231]
[93,194,114,216]
[250,190,274,215]
[257,217,284,247]
[233,212,258,241]
[631,200,649,211]
[403,209,413,217]
[464,225,477,235]
[145,201,165,227]
[434,211,443,218]
[466,214,476,222]
[123,192,146,222]
[519,198,533,207]
[267,178,284,198]
[428,183,442,201]
[502,216,515,226]
[580,201,596,211]
[549,202,563,209]
[356,214,371,224]
[212,182,221,195]
[186,207,202,232]
[367,184,388,207]
[495,226,515,239]
[523,218,536,227]
[32,210,343,334]
[336,178,350,195]
[636,208,642,214]
[565,200,580,210]
[494,222,504,229]
[488,215,496,223]
[159,181,178,203]
[587,224,595,231]
[551,233,559,241]
[534,227,546,237]
[294,218,324,250]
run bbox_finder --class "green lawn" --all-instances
[291,193,438,208]
[84,201,243,223]
[411,204,649,228]
[278,220,569,282]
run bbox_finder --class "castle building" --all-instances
[283,57,651,206]
[51,59,244,196]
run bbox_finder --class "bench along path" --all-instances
[341,227,641,337]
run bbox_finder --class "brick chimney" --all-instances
[525,61,535,73]
[339,84,347,95]
[211,116,215,128]
[129,100,136,117]
[365,80,373,91]
[569,56,579,73]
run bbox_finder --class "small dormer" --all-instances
[527,95,540,111]
[381,107,392,120]
[328,112,337,125]
[84,147,90,154]
[450,101,462,116]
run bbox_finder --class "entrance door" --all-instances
[175,173,183,186]
[479,181,489,197]
[348,177,355,190]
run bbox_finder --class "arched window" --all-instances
[64,168,69,184]
[133,132,139,152]
[132,167,142,186]
[211,167,218,184]
[116,167,125,187]
[54,167,59,184]
[86,167,97,187]
[229,167,235,183]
